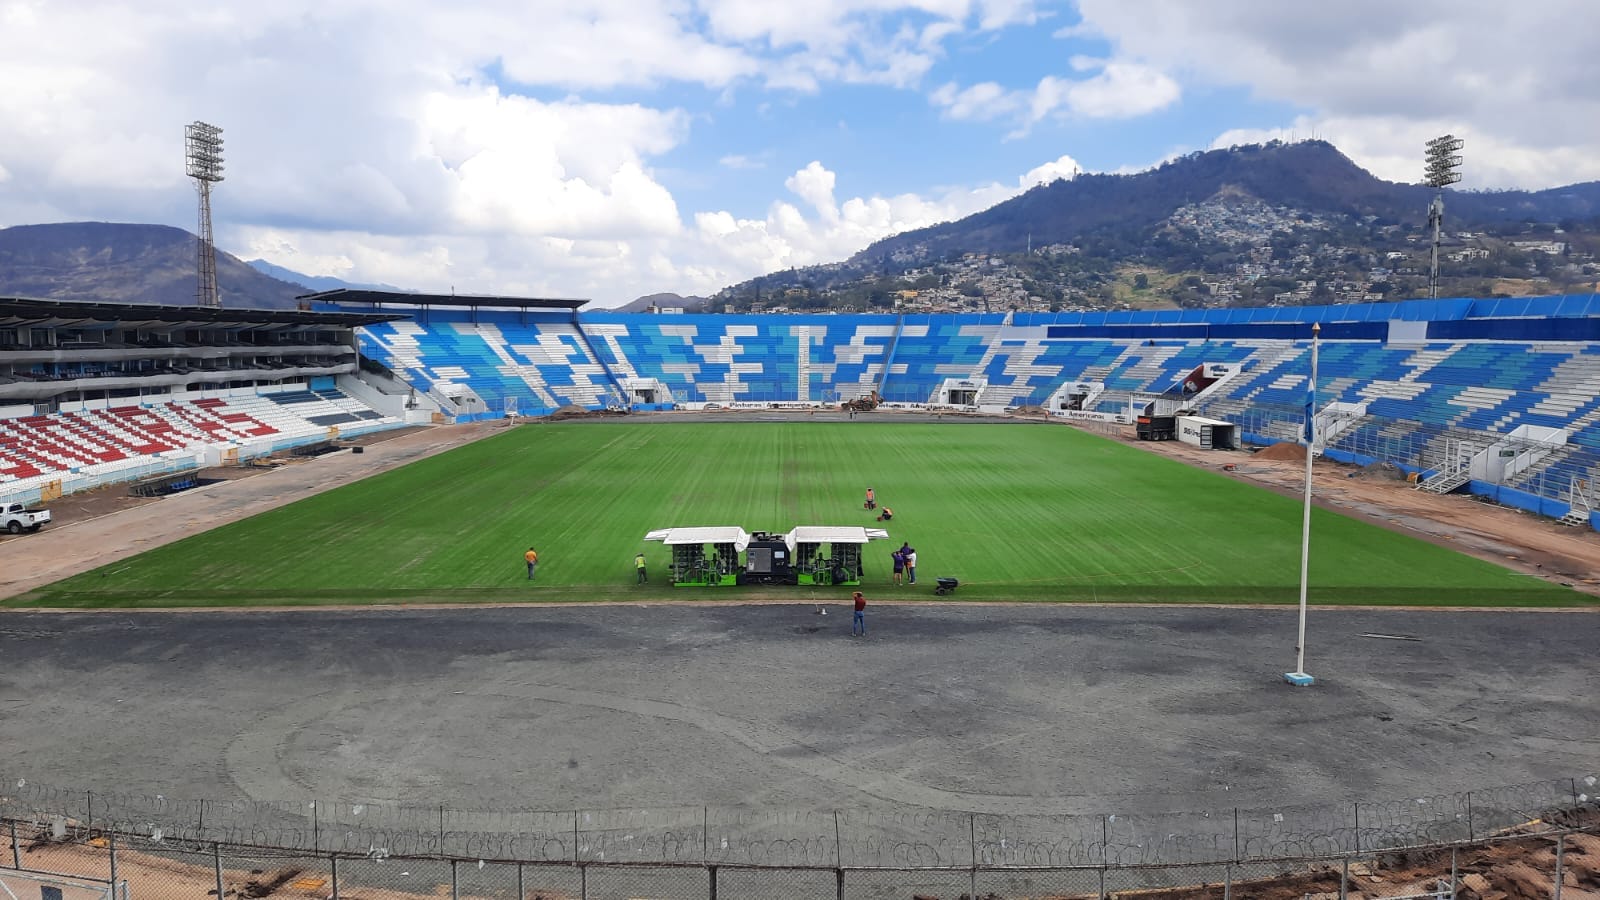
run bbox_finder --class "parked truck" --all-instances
[1135,401,1190,441]
[2,502,51,534]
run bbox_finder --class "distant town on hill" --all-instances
[3,140,1598,314]
[713,140,1600,315]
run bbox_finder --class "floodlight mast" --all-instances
[1424,135,1464,300]
[185,121,225,308]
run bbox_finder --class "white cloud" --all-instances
[932,58,1180,131]
[238,152,1078,306]
[930,81,1020,122]
[718,154,766,170]
[1072,0,1600,188]
[1021,153,1083,188]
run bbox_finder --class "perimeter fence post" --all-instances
[86,791,93,831]
[450,859,459,900]
[1223,863,1231,900]
[1554,834,1565,900]
[1467,792,1475,842]
[1449,846,1457,895]
[1353,803,1361,853]
[834,808,845,900]
[703,806,709,864]
[10,819,19,868]
[1339,857,1348,900]
[708,864,717,900]
[969,813,978,900]
[331,854,339,900]
[213,841,224,900]
[1233,808,1240,862]
[516,863,523,900]
[573,811,580,865]
[312,800,320,853]
[1099,814,1109,900]
[107,831,117,890]
[438,805,446,853]
[1572,778,1582,808]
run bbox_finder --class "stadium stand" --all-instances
[13,292,1597,527]
[0,298,413,505]
[324,292,1600,528]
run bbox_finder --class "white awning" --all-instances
[643,527,751,549]
[785,526,891,551]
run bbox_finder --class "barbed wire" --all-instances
[1,772,1592,870]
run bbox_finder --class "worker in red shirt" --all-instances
[852,591,867,636]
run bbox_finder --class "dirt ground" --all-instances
[1082,421,1600,597]
[0,421,511,601]
[1,410,1597,606]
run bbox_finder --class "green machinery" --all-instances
[643,526,889,588]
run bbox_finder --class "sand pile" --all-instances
[1254,441,1308,461]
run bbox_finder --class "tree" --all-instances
[1133,273,1150,290]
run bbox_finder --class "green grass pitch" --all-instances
[12,422,1585,608]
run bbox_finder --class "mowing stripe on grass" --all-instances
[13,422,1583,608]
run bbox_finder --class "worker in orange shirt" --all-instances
[525,546,539,581]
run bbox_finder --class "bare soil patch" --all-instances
[0,422,507,601]
[1081,422,1600,597]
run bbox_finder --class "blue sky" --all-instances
[0,0,1596,306]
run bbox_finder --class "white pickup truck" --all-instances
[2,502,51,534]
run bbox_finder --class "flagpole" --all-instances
[1286,322,1319,686]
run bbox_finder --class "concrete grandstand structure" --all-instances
[0,298,427,505]
[322,291,1600,530]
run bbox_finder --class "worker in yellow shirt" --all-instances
[524,546,539,581]
[635,551,648,584]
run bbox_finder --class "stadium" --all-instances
[1,291,1598,899]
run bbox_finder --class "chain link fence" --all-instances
[3,773,1595,898]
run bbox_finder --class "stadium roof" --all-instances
[301,289,589,310]
[0,297,405,329]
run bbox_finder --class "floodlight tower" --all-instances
[1424,134,1464,300]
[185,121,225,308]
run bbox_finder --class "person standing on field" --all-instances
[865,487,876,510]
[891,549,904,586]
[852,591,867,636]
[525,546,539,581]
[635,551,648,584]
[906,547,918,585]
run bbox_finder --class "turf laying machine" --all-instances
[644,526,890,587]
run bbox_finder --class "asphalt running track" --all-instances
[1,604,1596,818]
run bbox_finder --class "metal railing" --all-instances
[1195,399,1600,520]
[2,773,1594,899]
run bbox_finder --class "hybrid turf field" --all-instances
[15,421,1581,607]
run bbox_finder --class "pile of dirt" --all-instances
[1253,441,1307,461]
[1350,461,1410,482]
[1011,404,1049,417]
[546,405,629,421]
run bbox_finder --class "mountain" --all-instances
[0,222,307,308]
[608,292,713,313]
[851,140,1600,264]
[245,259,409,294]
[718,140,1600,312]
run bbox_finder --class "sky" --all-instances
[1,1,1597,307]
